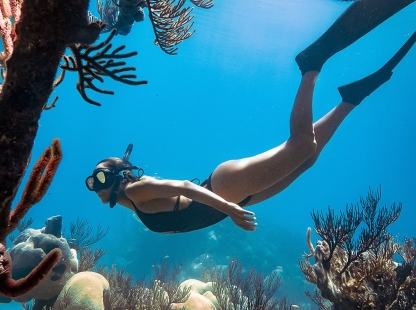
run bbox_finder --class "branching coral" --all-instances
[61,28,147,106]
[0,140,63,298]
[300,187,416,309]
[0,0,22,66]
[66,217,109,252]
[78,247,106,272]
[146,0,219,54]
[97,262,190,309]
[91,0,215,55]
[64,216,108,273]
[1,0,146,107]
[201,258,288,310]
[146,0,195,55]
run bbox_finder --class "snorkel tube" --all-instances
[108,143,142,208]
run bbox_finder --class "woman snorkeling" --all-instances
[86,0,416,234]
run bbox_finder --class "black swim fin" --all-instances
[295,0,415,75]
[338,31,416,105]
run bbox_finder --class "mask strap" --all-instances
[190,178,200,185]
[137,168,144,179]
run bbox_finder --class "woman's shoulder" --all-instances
[124,176,164,192]
[124,176,180,203]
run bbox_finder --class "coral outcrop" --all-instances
[300,188,416,309]
[173,279,217,309]
[52,271,110,310]
[8,216,78,302]
[2,214,298,310]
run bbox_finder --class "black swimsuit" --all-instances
[131,175,252,233]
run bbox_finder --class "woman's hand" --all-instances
[225,202,257,231]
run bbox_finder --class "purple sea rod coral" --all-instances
[0,140,63,298]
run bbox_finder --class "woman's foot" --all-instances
[338,31,416,105]
[296,0,415,75]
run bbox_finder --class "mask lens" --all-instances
[86,176,95,191]
[85,169,116,192]
[96,171,106,184]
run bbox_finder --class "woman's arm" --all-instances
[125,178,257,231]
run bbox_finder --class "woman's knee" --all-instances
[303,152,319,170]
[287,133,317,157]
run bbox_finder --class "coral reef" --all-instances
[94,257,295,310]
[3,216,300,310]
[1,215,111,309]
[300,187,416,309]
[96,262,190,309]
[201,258,294,309]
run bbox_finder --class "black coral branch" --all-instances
[62,29,147,106]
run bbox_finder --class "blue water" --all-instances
[3,0,416,308]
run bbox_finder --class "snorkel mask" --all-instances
[85,143,143,208]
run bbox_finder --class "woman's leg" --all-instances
[247,32,416,204]
[210,71,319,203]
[295,0,414,75]
[247,102,355,204]
[211,30,416,204]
